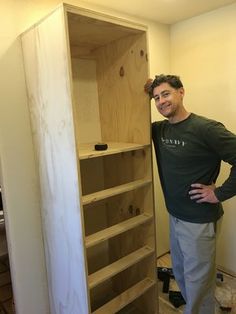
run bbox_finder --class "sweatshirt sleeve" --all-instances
[205,121,236,202]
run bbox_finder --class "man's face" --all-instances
[153,82,184,119]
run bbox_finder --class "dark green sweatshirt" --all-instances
[152,113,236,223]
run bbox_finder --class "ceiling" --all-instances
[83,0,236,24]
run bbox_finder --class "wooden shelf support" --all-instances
[92,277,155,314]
[82,179,152,205]
[85,213,153,248]
[79,142,149,159]
[88,246,154,289]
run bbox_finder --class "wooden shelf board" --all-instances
[79,142,149,160]
[92,277,155,314]
[82,178,152,205]
[85,213,153,248]
[88,246,154,289]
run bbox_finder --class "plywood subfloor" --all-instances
[157,253,236,314]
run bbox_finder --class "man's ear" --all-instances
[144,79,153,99]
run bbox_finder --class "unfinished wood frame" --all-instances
[21,3,158,313]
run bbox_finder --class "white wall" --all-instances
[0,1,170,312]
[0,1,49,313]
[170,2,236,273]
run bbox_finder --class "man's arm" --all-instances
[189,121,236,204]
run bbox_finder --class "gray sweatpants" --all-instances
[170,215,217,314]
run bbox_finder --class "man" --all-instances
[145,74,236,314]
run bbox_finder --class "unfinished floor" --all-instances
[157,253,236,314]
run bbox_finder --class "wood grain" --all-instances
[21,7,89,314]
[92,278,155,314]
[96,33,150,144]
[88,246,154,289]
[82,179,152,205]
[22,3,157,313]
[85,213,153,248]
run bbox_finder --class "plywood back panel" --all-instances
[103,150,156,306]
[95,33,150,144]
[21,7,89,314]
[71,58,102,144]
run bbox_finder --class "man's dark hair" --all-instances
[146,74,183,98]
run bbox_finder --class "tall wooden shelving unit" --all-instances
[21,3,158,314]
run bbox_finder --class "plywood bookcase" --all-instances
[21,3,158,313]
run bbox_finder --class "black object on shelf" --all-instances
[94,143,108,151]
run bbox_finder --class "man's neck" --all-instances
[168,109,190,124]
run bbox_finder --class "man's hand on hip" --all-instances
[189,183,219,203]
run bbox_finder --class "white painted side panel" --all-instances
[21,7,89,314]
